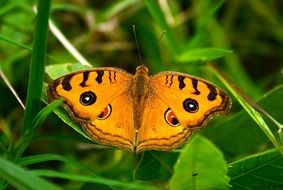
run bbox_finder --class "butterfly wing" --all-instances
[136,72,231,152]
[47,68,135,151]
[137,93,193,152]
[83,92,134,151]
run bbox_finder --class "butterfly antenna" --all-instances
[132,25,143,65]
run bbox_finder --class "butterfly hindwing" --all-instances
[137,92,192,152]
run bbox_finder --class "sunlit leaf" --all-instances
[45,63,91,79]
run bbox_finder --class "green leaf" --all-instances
[177,48,233,62]
[81,182,114,190]
[134,151,178,181]
[212,65,282,153]
[229,149,283,190]
[31,170,159,190]
[45,63,91,79]
[0,158,61,190]
[100,0,138,21]
[45,64,92,139]
[53,106,91,140]
[17,154,98,177]
[31,99,63,131]
[15,99,64,159]
[204,85,283,159]
[0,33,31,51]
[169,135,230,190]
[187,0,225,49]
[48,103,91,140]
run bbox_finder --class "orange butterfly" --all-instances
[47,65,231,152]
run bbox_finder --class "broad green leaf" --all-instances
[169,135,230,190]
[228,149,283,190]
[45,63,91,79]
[52,105,91,140]
[177,48,233,62]
[134,151,178,181]
[204,85,283,159]
[213,65,282,153]
[0,158,61,190]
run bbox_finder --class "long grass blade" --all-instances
[31,170,159,190]
[0,68,25,109]
[22,0,50,135]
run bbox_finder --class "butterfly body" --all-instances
[47,65,231,152]
[132,65,149,135]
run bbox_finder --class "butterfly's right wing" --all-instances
[137,72,231,152]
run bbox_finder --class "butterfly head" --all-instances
[135,64,148,76]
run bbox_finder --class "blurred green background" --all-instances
[0,0,283,189]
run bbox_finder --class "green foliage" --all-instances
[21,0,50,136]
[0,0,283,189]
[204,85,283,159]
[0,157,61,190]
[134,151,178,181]
[229,149,283,189]
[169,135,230,190]
[176,48,233,62]
[45,64,91,79]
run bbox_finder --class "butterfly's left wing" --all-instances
[47,68,135,151]
[136,72,231,152]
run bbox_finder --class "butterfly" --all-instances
[47,65,231,152]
